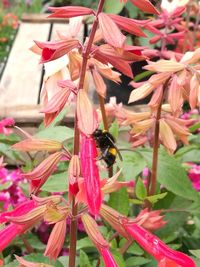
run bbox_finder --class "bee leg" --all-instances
[96,155,103,160]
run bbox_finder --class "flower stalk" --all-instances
[149,79,170,198]
[68,1,105,266]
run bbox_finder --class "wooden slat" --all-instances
[0,23,50,108]
[0,104,74,125]
[51,22,84,42]
[21,13,87,24]
[22,13,70,23]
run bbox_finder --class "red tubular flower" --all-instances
[48,6,94,18]
[0,201,37,251]
[68,155,80,198]
[98,12,126,48]
[44,219,67,260]
[34,39,80,63]
[41,87,72,127]
[99,247,118,267]
[123,222,196,267]
[77,89,98,136]
[80,134,102,215]
[23,152,63,194]
[82,213,118,267]
[130,0,159,14]
[158,258,183,267]
[0,224,28,252]
[0,200,35,223]
[108,14,146,37]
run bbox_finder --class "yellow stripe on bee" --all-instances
[108,148,117,156]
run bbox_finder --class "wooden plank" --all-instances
[51,22,84,42]
[0,104,74,125]
[22,13,70,23]
[0,23,50,108]
[21,13,87,24]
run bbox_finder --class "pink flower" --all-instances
[0,200,35,223]
[82,213,118,267]
[34,39,80,63]
[23,152,64,194]
[80,134,102,215]
[188,164,200,191]
[48,6,94,19]
[0,224,28,252]
[44,219,67,260]
[131,208,166,231]
[123,222,196,267]
[0,201,36,251]
[3,0,10,8]
[0,117,14,135]
[158,257,183,267]
[98,12,126,48]
[77,90,98,136]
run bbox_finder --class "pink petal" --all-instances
[80,134,102,215]
[108,14,146,37]
[0,200,35,223]
[98,12,126,48]
[130,0,159,14]
[77,90,98,135]
[48,6,94,18]
[99,247,118,267]
[123,223,196,267]
[0,224,27,251]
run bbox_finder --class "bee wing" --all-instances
[106,135,123,161]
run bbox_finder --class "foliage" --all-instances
[1,0,200,267]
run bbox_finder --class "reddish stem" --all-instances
[148,101,162,197]
[78,0,105,90]
[68,1,105,267]
[68,116,79,267]
[149,79,169,198]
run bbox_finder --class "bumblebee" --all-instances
[92,129,122,168]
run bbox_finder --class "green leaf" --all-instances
[126,256,152,266]
[129,199,143,205]
[109,120,119,140]
[77,237,93,250]
[57,256,69,267]
[41,172,68,192]
[189,122,200,133]
[146,192,167,204]
[0,143,24,162]
[35,126,74,142]
[125,1,138,18]
[119,151,146,180]
[189,134,200,144]
[139,148,199,200]
[180,149,200,164]
[49,107,69,128]
[108,174,129,215]
[100,250,126,267]
[104,0,124,14]
[175,145,200,160]
[134,71,154,82]
[127,242,144,256]
[80,250,92,267]
[190,250,200,259]
[0,133,21,144]
[4,253,63,267]
[0,181,12,191]
[135,178,147,200]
